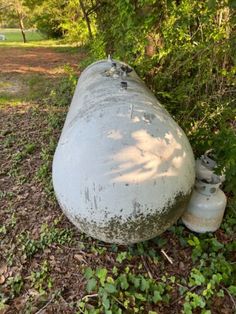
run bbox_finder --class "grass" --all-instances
[0,96,22,107]
[0,28,82,52]
[0,72,77,110]
[0,28,45,42]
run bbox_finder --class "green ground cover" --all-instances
[0,29,44,42]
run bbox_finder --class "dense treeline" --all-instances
[1,0,236,195]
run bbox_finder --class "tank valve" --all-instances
[112,62,117,69]
[195,150,225,183]
[121,65,133,75]
[120,81,128,90]
[111,63,120,78]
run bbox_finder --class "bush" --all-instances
[90,0,236,196]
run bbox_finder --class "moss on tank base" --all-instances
[72,191,192,244]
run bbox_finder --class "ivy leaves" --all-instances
[82,265,170,313]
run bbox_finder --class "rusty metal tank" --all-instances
[52,59,195,244]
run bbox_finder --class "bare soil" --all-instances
[0,47,80,75]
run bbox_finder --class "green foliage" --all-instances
[30,0,66,37]
[7,274,24,297]
[89,0,236,195]
[221,198,236,234]
[30,261,53,294]
[81,266,171,313]
[36,139,56,180]
[46,65,77,107]
[116,251,129,263]
[0,0,30,32]
[80,212,235,313]
[11,142,36,164]
[60,0,95,44]
[183,230,236,312]
[17,220,73,258]
[183,292,206,314]
[7,142,37,181]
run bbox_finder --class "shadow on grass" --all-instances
[0,72,77,109]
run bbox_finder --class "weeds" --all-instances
[8,142,37,180]
[81,266,171,313]
[80,219,236,313]
[17,220,74,258]
[7,275,24,297]
[30,261,53,295]
[45,65,77,107]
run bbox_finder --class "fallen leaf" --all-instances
[74,254,83,261]
[74,254,86,264]
[0,275,5,284]
[13,296,27,310]
[179,261,185,270]
[0,264,7,275]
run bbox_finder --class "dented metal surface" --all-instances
[52,59,195,244]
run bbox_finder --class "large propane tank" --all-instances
[52,59,195,244]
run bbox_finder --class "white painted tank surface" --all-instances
[52,59,195,244]
[182,180,227,233]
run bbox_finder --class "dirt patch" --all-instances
[0,76,22,94]
[0,46,82,106]
[0,47,82,75]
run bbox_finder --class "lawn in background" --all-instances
[0,28,45,42]
[0,28,80,50]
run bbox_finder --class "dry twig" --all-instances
[81,293,98,300]
[141,255,153,279]
[35,295,55,314]
[221,285,236,310]
[161,249,173,264]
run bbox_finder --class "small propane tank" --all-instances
[182,173,227,233]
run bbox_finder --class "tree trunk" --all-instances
[79,0,93,40]
[18,12,26,43]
